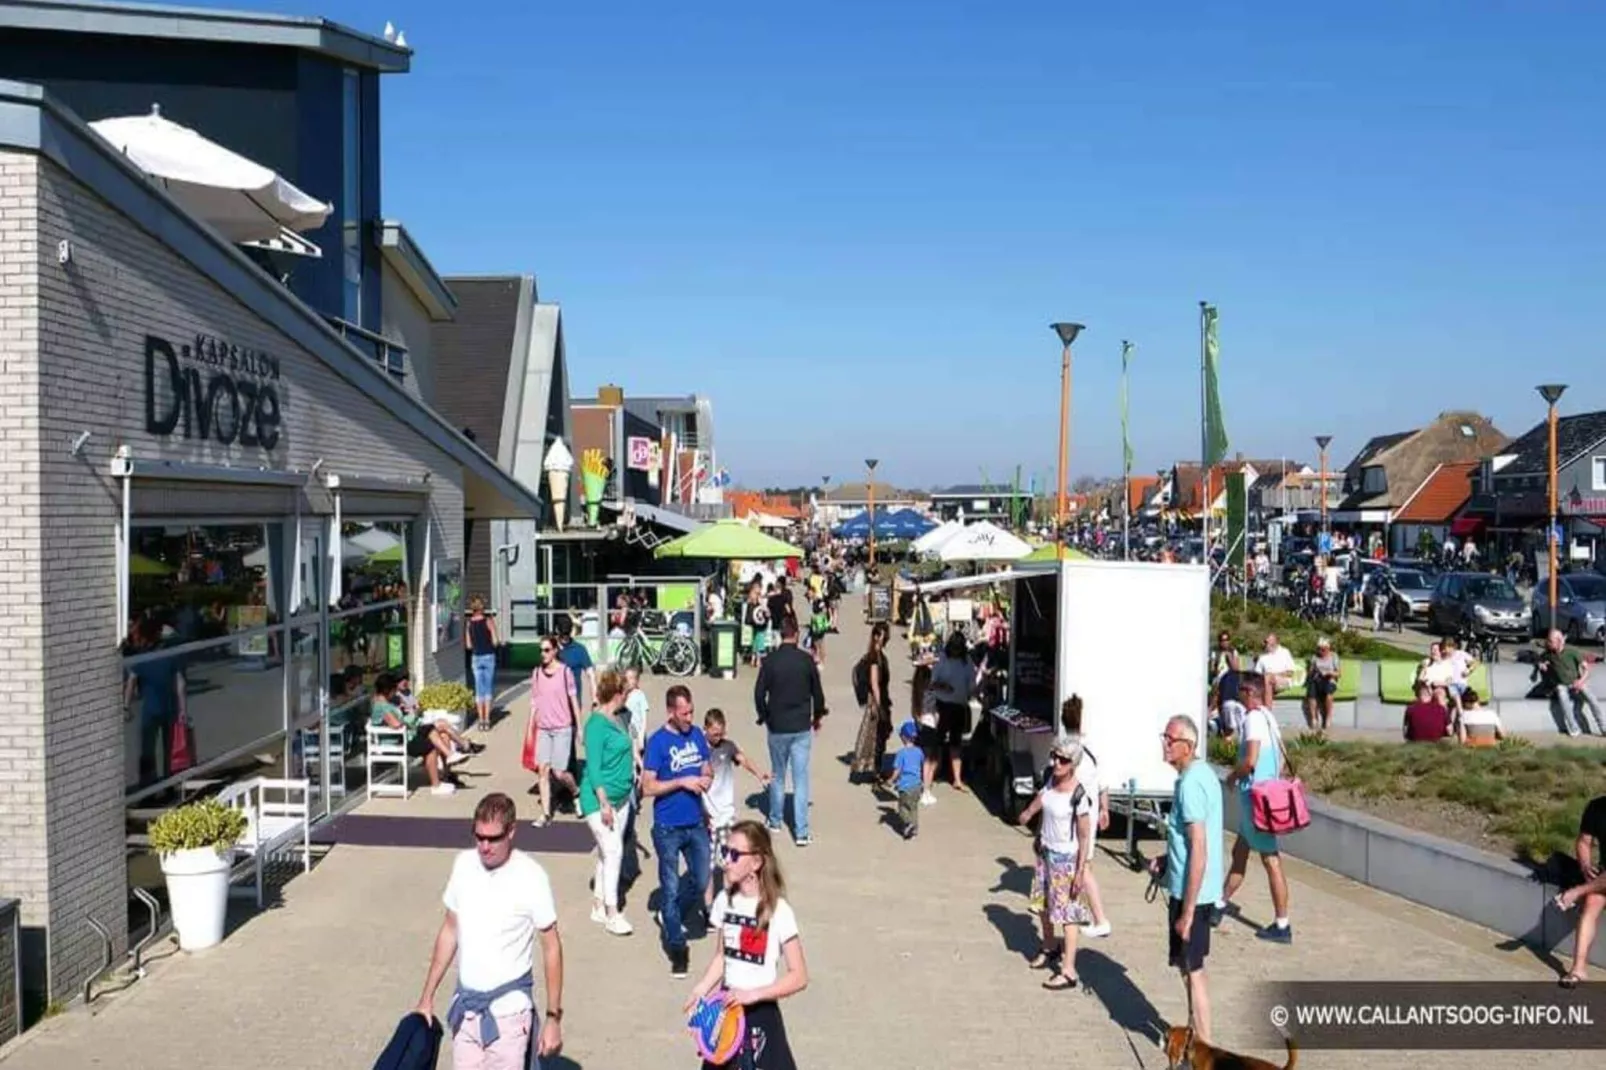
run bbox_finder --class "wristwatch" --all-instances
[546,1009,563,1022]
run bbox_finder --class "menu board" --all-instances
[1010,572,1058,718]
[867,583,892,623]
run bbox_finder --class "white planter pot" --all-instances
[160,846,232,951]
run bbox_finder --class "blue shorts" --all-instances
[471,653,497,702]
[1238,795,1280,855]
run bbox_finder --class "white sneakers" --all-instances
[591,902,633,935]
[919,790,936,807]
[1080,921,1112,938]
[431,782,457,796]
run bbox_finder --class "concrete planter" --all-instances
[1218,769,1604,969]
[159,847,231,952]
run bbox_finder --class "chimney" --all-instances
[597,384,624,407]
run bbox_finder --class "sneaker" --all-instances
[794,835,811,848]
[468,742,487,755]
[920,791,936,807]
[1256,923,1294,944]
[1208,903,1227,928]
[590,902,607,924]
[670,947,690,978]
[431,782,457,796]
[531,814,549,828]
[605,914,634,936]
[1080,921,1112,938]
[447,751,470,766]
[766,823,784,835]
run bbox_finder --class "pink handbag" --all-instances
[1248,719,1311,834]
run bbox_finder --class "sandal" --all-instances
[1042,971,1078,991]
[1027,942,1062,970]
[1560,973,1586,989]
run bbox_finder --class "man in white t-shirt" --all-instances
[1253,633,1296,702]
[416,792,565,1069]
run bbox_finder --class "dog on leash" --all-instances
[1164,1025,1298,1070]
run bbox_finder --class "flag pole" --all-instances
[1121,340,1132,561]
[1199,300,1210,575]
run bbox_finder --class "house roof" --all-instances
[932,483,1032,497]
[1127,475,1159,513]
[1344,431,1417,474]
[1394,461,1478,524]
[1494,411,1606,478]
[1337,412,1507,512]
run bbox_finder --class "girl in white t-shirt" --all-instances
[685,821,808,1070]
[1017,738,1094,991]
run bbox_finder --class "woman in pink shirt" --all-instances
[526,637,580,826]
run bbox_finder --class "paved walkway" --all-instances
[1,599,1595,1069]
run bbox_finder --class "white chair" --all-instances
[297,722,348,799]
[365,722,411,800]
[215,776,311,907]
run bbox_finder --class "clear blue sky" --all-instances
[262,0,1601,489]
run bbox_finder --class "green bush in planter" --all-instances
[417,681,475,713]
[149,798,248,856]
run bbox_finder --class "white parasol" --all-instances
[90,106,332,243]
[912,518,964,554]
[936,520,1032,563]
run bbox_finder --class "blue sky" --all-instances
[262,0,1601,489]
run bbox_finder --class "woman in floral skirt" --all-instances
[1016,738,1094,990]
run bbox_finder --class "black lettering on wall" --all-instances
[144,335,182,436]
[145,332,285,451]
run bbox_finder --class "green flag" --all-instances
[1202,304,1229,466]
[1120,341,1134,475]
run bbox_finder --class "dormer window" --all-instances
[1459,424,1475,437]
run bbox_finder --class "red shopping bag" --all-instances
[169,717,196,775]
[520,716,538,773]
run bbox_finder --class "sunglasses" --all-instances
[720,846,755,864]
[474,827,512,845]
[1050,755,1073,765]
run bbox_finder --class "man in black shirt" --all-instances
[1556,794,1606,987]
[754,618,826,847]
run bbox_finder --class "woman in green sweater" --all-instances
[580,667,637,935]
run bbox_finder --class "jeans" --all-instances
[767,730,813,839]
[1551,686,1605,735]
[470,653,497,703]
[651,822,710,950]
[586,802,630,910]
[138,714,172,786]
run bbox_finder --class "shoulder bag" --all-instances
[1247,713,1311,835]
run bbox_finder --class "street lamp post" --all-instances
[1314,435,1333,539]
[865,458,879,569]
[1538,384,1567,634]
[1050,322,1086,562]
[819,475,831,530]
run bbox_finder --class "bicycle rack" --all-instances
[81,915,114,1005]
[130,888,164,976]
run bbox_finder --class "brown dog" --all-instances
[1164,1025,1298,1070]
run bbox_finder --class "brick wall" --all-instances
[0,148,475,1002]
[0,152,51,1007]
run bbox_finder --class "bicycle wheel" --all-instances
[617,635,647,673]
[659,634,699,677]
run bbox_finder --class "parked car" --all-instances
[1365,567,1434,619]
[1531,572,1606,641]
[1427,572,1532,639]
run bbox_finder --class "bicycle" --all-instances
[615,610,700,677]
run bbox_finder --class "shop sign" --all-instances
[626,435,654,471]
[1564,496,1606,517]
[144,333,283,450]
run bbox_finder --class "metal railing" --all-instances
[324,315,406,379]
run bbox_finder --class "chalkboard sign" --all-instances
[867,584,892,623]
[1010,572,1058,718]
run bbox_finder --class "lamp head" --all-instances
[1537,384,1568,405]
[865,458,879,472]
[1050,322,1085,347]
[1314,435,1333,451]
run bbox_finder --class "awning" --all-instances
[915,568,1046,595]
[242,226,323,258]
[605,499,704,536]
[1449,516,1485,536]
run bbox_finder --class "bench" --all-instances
[185,777,311,907]
[1379,660,1490,703]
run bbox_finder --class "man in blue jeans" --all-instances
[754,618,826,846]
[641,683,711,978]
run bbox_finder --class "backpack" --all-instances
[852,656,872,706]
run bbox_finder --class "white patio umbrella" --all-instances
[912,518,964,555]
[90,106,332,244]
[937,520,1032,562]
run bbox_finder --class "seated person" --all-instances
[396,671,483,757]
[1554,794,1606,988]
[1441,638,1477,711]
[1456,689,1505,747]
[1403,681,1453,743]
[369,672,461,796]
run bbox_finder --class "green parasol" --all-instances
[1023,543,1089,562]
[655,518,803,560]
[129,552,174,576]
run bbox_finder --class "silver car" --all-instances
[1531,573,1606,641]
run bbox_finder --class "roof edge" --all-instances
[0,0,412,73]
[378,220,456,321]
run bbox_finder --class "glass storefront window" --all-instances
[293,522,322,619]
[338,520,410,608]
[129,523,285,642]
[122,632,286,794]
[433,556,463,653]
[329,604,409,679]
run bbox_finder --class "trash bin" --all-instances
[709,620,739,679]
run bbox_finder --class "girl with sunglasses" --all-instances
[684,821,808,1070]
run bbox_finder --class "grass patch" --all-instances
[1212,596,1420,661]
[1281,734,1603,862]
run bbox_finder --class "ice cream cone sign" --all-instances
[543,438,574,531]
[581,448,608,526]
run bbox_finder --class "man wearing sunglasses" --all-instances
[415,792,565,1069]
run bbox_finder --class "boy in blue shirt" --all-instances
[893,721,925,840]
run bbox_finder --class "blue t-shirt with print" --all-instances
[893,745,924,792]
[557,640,592,695]
[1165,759,1225,905]
[644,723,711,828]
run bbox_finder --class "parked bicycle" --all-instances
[614,610,700,677]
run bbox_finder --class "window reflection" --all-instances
[329,604,408,677]
[129,523,285,643]
[338,520,410,609]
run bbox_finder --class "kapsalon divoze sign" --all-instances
[144,333,283,450]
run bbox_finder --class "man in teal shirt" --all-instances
[1149,714,1223,1045]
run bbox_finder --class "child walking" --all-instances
[685,821,809,1070]
[703,709,771,910]
[893,721,924,839]
[1017,738,1094,990]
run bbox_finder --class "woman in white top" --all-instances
[1456,688,1505,746]
[685,820,808,1070]
[1017,738,1094,991]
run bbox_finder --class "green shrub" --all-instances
[417,681,475,712]
[1207,734,1236,768]
[149,798,247,856]
[1209,596,1417,662]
